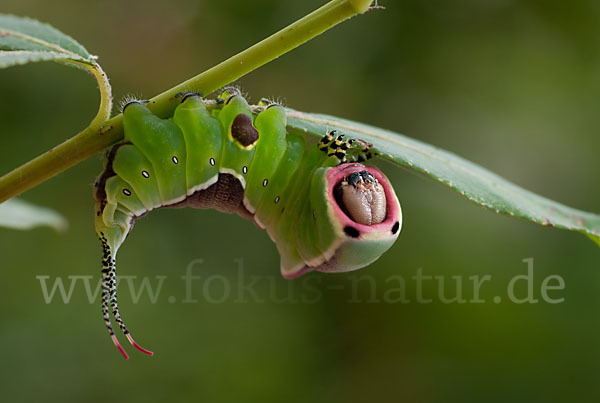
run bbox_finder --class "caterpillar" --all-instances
[94,89,402,359]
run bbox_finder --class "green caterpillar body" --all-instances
[94,91,402,359]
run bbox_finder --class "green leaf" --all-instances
[0,14,97,72]
[0,198,67,232]
[286,109,600,246]
[0,14,90,58]
[0,14,112,145]
[0,50,86,68]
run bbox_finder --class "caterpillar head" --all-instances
[286,163,401,278]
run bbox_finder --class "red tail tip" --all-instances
[111,334,129,360]
[126,334,154,356]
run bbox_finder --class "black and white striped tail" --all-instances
[100,234,154,359]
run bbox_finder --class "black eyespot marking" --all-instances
[142,170,150,178]
[344,226,360,238]
[209,158,215,166]
[123,189,132,196]
[172,156,179,164]
[391,221,400,234]
[347,171,362,187]
[262,179,268,187]
[360,170,375,182]
[274,196,280,204]
[242,166,248,174]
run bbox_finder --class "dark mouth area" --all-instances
[334,180,353,221]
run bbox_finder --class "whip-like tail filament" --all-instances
[100,234,154,359]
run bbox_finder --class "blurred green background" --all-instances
[1,0,599,401]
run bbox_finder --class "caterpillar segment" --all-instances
[94,91,402,358]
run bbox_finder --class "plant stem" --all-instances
[73,61,113,132]
[0,0,374,203]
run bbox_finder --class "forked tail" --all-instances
[100,234,154,359]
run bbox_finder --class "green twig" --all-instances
[71,61,113,132]
[0,0,374,203]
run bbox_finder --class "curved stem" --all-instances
[72,61,113,132]
[0,0,374,203]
